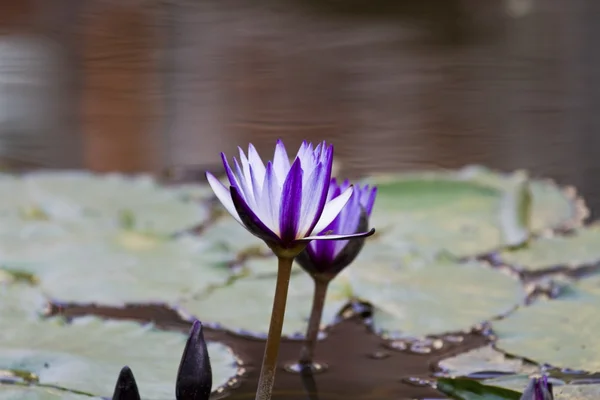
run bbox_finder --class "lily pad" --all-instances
[438,346,538,377]
[0,386,94,400]
[0,316,238,399]
[7,232,232,306]
[498,224,600,271]
[1,171,209,236]
[346,256,524,337]
[493,273,600,372]
[363,166,583,257]
[201,217,267,255]
[0,284,48,321]
[178,269,352,337]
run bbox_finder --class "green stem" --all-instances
[299,277,330,365]
[254,256,295,400]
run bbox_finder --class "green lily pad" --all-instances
[0,284,48,321]
[0,316,238,399]
[438,345,538,377]
[7,232,232,306]
[201,216,267,255]
[0,386,94,400]
[346,255,524,337]
[493,273,600,372]
[1,172,209,235]
[363,166,583,257]
[178,269,352,337]
[498,224,600,271]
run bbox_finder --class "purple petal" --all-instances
[279,157,303,244]
[232,157,255,207]
[221,153,239,188]
[298,228,376,242]
[297,145,334,236]
[230,186,280,243]
[363,186,378,216]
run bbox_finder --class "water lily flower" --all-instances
[520,376,554,400]
[206,140,375,400]
[296,178,377,279]
[176,320,213,400]
[111,366,141,400]
[295,178,376,366]
[206,140,373,256]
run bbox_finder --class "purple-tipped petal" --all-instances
[279,158,303,244]
[112,366,141,400]
[273,139,291,185]
[261,162,281,234]
[176,320,212,400]
[230,185,280,243]
[205,172,242,224]
[311,185,353,234]
[247,143,266,182]
[232,156,255,207]
[299,227,375,242]
[297,162,327,237]
[363,186,378,216]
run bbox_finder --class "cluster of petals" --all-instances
[206,140,372,250]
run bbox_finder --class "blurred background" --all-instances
[0,0,598,213]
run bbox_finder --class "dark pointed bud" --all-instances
[176,320,213,400]
[112,366,141,400]
[520,376,553,400]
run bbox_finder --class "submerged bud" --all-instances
[111,366,141,400]
[520,376,554,400]
[176,320,213,400]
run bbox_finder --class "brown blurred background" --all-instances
[0,0,598,214]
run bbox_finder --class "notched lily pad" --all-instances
[493,273,600,372]
[363,166,584,257]
[346,256,524,337]
[12,233,232,306]
[5,171,210,235]
[0,317,238,399]
[437,345,539,377]
[498,224,600,271]
[178,270,352,337]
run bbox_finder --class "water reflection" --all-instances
[0,0,599,216]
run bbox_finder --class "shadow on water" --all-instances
[50,303,487,400]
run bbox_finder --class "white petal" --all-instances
[206,173,242,224]
[310,186,354,235]
[273,140,291,186]
[260,163,281,235]
[238,147,254,194]
[247,144,266,188]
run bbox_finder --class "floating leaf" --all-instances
[498,224,600,271]
[498,174,532,248]
[179,270,352,337]
[5,233,232,306]
[436,377,521,400]
[493,273,600,372]
[201,217,267,255]
[0,316,238,399]
[1,172,209,236]
[346,256,523,337]
[0,386,94,400]
[363,166,581,257]
[0,284,48,321]
[438,346,538,377]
